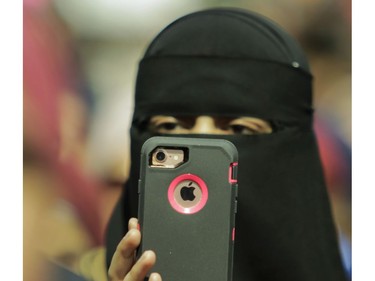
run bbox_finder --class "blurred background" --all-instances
[23,0,351,280]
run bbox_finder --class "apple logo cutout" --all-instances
[168,174,208,214]
[180,182,196,201]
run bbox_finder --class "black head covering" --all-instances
[106,8,347,281]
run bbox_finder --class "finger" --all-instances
[124,250,157,281]
[149,272,162,281]
[128,218,138,230]
[108,229,141,280]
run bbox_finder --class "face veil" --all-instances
[105,8,347,281]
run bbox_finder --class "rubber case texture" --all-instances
[138,136,238,281]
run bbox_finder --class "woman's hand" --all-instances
[108,218,162,281]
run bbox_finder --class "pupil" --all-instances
[231,125,244,134]
[162,123,177,130]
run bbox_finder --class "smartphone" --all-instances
[137,136,238,281]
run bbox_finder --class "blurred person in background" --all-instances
[103,8,347,281]
[289,0,352,276]
[23,97,99,281]
[24,0,107,280]
[314,118,351,277]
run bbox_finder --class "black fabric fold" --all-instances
[135,57,312,126]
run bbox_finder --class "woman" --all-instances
[106,8,347,281]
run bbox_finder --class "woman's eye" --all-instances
[149,116,196,133]
[149,116,184,133]
[227,118,273,135]
[229,124,256,135]
[156,122,178,131]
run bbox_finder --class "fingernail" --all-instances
[129,217,138,228]
[141,250,151,260]
[149,273,160,281]
[140,250,154,262]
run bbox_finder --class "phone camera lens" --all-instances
[156,150,166,162]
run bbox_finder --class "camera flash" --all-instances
[174,155,179,160]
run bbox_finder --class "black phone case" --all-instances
[138,136,238,281]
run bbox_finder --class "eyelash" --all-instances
[156,122,178,130]
[228,124,256,134]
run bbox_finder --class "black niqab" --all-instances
[106,8,346,281]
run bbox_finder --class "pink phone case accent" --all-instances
[229,162,238,184]
[168,173,208,214]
